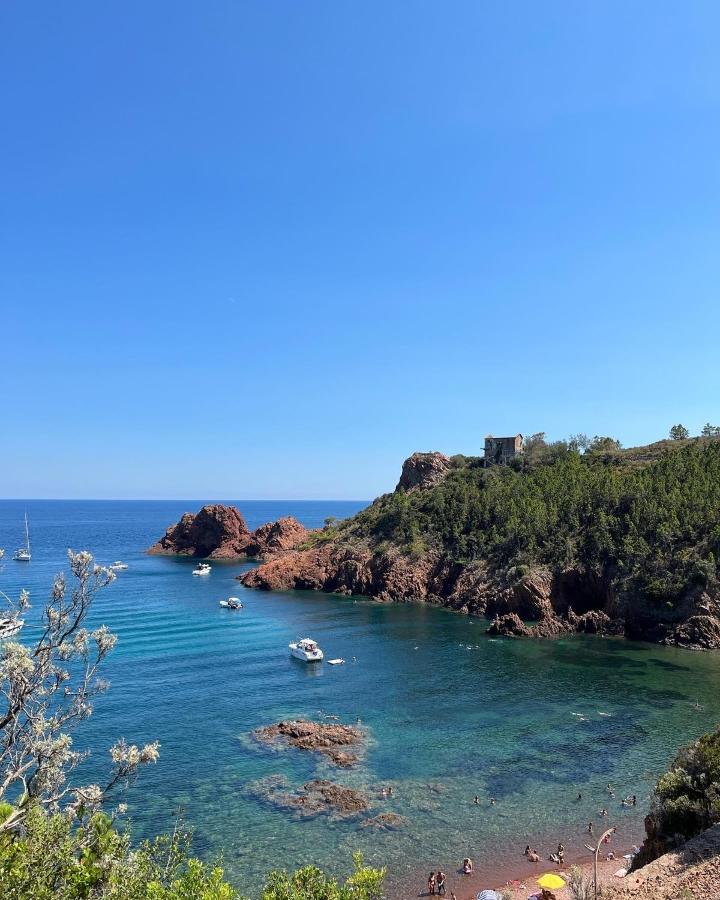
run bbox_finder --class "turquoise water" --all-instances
[1,500,720,896]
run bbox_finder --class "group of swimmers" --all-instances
[426,858,474,896]
[426,870,447,896]
[473,795,496,805]
[523,844,564,864]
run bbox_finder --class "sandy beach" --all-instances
[390,827,644,900]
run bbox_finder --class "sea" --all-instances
[1,499,719,897]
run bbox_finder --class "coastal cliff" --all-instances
[241,440,720,649]
[148,504,309,559]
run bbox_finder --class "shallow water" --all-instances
[1,500,719,896]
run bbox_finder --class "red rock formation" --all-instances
[241,517,310,556]
[239,543,449,604]
[147,505,309,559]
[148,505,251,558]
[486,613,531,637]
[395,452,451,491]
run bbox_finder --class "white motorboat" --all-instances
[0,549,5,560]
[13,513,31,562]
[219,597,243,610]
[192,562,211,576]
[327,658,345,665]
[0,617,24,639]
[109,561,128,571]
[289,637,324,662]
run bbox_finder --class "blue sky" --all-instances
[2,2,720,499]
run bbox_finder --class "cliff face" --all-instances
[148,505,310,559]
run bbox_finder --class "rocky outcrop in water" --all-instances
[396,452,451,492]
[246,774,369,818]
[360,812,407,830]
[147,505,309,559]
[252,720,364,767]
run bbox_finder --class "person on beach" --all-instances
[427,872,436,895]
[527,850,539,863]
[462,857,473,875]
[436,870,446,895]
[524,845,531,856]
[557,843,565,864]
[540,890,557,900]
[588,822,594,835]
[450,893,457,900]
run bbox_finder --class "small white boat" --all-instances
[219,597,243,610]
[109,561,128,571]
[289,638,324,662]
[327,658,345,665]
[13,513,31,562]
[192,562,211,576]
[0,549,5,560]
[0,617,24,639]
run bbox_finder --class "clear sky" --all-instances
[2,2,720,499]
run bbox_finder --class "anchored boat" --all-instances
[13,512,31,562]
[0,617,24,639]
[219,597,243,610]
[289,638,324,662]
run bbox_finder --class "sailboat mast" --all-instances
[24,512,30,553]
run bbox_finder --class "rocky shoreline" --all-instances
[238,542,720,650]
[146,449,720,650]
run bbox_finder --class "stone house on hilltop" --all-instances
[484,434,524,466]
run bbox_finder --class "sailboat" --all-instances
[13,513,31,562]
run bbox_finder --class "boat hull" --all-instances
[289,646,324,662]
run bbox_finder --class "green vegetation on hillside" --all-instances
[338,439,720,609]
[646,723,720,849]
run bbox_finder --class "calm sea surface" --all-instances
[1,500,720,896]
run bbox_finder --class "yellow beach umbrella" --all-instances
[537,873,566,891]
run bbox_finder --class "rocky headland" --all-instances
[147,504,310,559]
[240,441,720,650]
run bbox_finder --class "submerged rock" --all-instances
[252,719,364,766]
[147,504,309,559]
[360,812,407,830]
[246,774,369,818]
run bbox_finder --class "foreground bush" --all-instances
[649,724,720,844]
[0,807,385,900]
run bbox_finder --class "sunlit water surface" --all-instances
[1,500,719,896]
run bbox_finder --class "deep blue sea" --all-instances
[1,500,720,897]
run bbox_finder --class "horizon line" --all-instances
[0,497,372,503]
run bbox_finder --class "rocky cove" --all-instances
[148,442,720,650]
